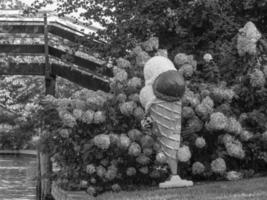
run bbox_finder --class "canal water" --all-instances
[0,155,37,200]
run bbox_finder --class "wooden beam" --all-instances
[48,33,104,65]
[0,33,44,38]
[0,37,44,45]
[52,63,110,92]
[0,24,44,33]
[44,14,55,96]
[41,13,55,200]
[49,47,111,76]
[49,46,112,77]
[48,25,100,46]
[0,23,100,47]
[0,62,45,75]
[0,44,44,54]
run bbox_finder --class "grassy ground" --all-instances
[96,176,267,200]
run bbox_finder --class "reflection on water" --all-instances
[0,155,37,200]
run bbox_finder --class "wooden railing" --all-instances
[0,13,111,92]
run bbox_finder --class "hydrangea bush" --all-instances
[0,70,82,150]
[36,31,267,196]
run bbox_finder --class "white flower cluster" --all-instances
[49,89,110,130]
[222,134,245,159]
[177,145,192,162]
[192,161,205,175]
[119,101,137,116]
[182,89,201,108]
[249,69,266,88]
[195,96,214,120]
[116,57,131,69]
[174,53,197,79]
[225,171,243,181]
[206,112,229,132]
[195,137,206,148]
[93,134,111,150]
[211,157,226,174]
[141,37,159,52]
[237,22,261,56]
[206,112,243,136]
[210,86,235,103]
[0,123,14,132]
[203,53,213,62]
[226,117,242,136]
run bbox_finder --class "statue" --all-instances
[140,56,193,188]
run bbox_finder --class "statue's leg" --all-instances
[167,157,178,175]
[159,155,193,188]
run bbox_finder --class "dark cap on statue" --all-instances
[152,70,185,102]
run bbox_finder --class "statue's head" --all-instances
[152,70,185,102]
[143,56,176,86]
[140,56,185,111]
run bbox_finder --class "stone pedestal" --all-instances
[159,175,193,189]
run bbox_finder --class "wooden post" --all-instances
[44,12,56,97]
[39,13,56,200]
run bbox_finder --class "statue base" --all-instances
[159,175,193,188]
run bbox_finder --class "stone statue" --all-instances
[140,56,193,188]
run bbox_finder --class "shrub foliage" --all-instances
[33,30,267,195]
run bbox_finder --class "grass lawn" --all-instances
[96,176,267,200]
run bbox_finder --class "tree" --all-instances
[29,0,267,59]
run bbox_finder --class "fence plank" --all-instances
[0,62,45,75]
[0,44,44,53]
[52,63,110,92]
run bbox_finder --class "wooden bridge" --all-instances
[0,11,112,92]
[0,9,112,200]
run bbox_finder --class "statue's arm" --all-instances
[141,111,153,130]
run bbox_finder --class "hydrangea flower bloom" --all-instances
[141,37,159,52]
[206,112,228,132]
[126,167,137,176]
[156,152,167,163]
[119,101,137,116]
[116,57,131,69]
[195,137,206,148]
[192,162,205,175]
[113,69,128,82]
[119,134,131,149]
[59,129,70,138]
[226,117,242,136]
[72,109,83,120]
[93,111,106,124]
[249,69,266,88]
[240,130,253,141]
[128,142,142,157]
[211,158,226,175]
[203,53,213,62]
[127,77,142,89]
[226,171,243,181]
[225,142,245,159]
[62,113,76,128]
[81,110,95,124]
[177,145,192,162]
[93,134,111,150]
[136,154,150,165]
[86,164,96,175]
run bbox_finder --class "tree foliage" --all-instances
[30,0,267,58]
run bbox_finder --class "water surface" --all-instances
[0,155,37,200]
